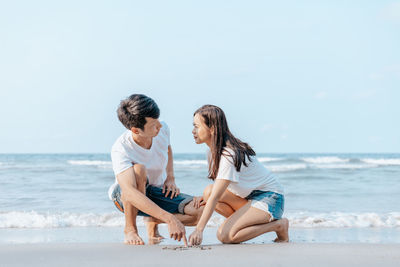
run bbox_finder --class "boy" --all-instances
[108,94,203,245]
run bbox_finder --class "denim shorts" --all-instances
[245,190,284,222]
[110,183,194,216]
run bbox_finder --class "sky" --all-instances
[0,0,399,153]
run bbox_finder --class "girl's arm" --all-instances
[189,179,230,245]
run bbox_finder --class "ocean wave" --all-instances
[268,164,308,172]
[208,212,400,228]
[360,158,400,166]
[1,211,399,229]
[312,164,371,170]
[287,212,400,228]
[0,211,221,229]
[174,160,208,165]
[67,159,209,168]
[0,211,124,228]
[67,160,112,167]
[172,212,400,228]
[301,157,349,164]
[258,157,283,163]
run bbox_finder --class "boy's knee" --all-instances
[203,184,213,201]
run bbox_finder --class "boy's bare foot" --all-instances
[145,217,165,241]
[148,237,163,245]
[124,230,145,245]
[273,218,289,243]
[146,222,165,240]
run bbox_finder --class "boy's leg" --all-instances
[144,216,165,243]
[120,164,147,245]
[179,201,204,226]
[141,202,204,227]
[143,186,204,227]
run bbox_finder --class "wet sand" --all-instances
[1,243,399,267]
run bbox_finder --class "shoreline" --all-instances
[1,243,399,267]
[1,226,399,245]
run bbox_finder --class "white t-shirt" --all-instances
[213,149,284,198]
[108,121,170,199]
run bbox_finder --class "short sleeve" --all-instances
[111,148,133,176]
[215,154,239,183]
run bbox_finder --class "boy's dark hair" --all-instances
[117,94,160,130]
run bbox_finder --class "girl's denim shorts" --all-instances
[245,190,284,222]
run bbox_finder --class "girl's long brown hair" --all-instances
[194,105,255,180]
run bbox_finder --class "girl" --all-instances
[188,105,289,245]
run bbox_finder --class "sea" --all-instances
[1,153,399,244]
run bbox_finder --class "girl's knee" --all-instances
[217,225,234,244]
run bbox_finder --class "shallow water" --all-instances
[0,153,399,243]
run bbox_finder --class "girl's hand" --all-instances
[189,229,203,246]
[192,196,205,209]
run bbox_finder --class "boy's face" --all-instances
[132,117,162,138]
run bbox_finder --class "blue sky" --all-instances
[0,1,399,153]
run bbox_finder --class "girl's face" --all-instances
[192,113,212,146]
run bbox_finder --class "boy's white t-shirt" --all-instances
[108,121,170,200]
[213,149,284,198]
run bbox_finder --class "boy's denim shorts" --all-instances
[245,190,284,222]
[111,183,194,216]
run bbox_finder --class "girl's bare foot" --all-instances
[273,218,289,243]
[124,230,145,245]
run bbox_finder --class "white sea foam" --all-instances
[0,211,125,228]
[258,157,283,163]
[312,164,371,170]
[67,159,210,168]
[287,212,400,228]
[268,164,308,172]
[1,211,399,229]
[174,160,208,165]
[67,160,112,167]
[301,157,349,164]
[361,158,400,166]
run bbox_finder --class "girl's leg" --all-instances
[203,184,248,218]
[217,202,289,244]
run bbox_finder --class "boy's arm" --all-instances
[163,145,180,198]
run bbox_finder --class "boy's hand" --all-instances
[167,215,188,247]
[163,176,180,199]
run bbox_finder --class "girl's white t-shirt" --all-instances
[108,121,170,199]
[213,149,284,198]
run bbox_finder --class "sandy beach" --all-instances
[1,243,399,267]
